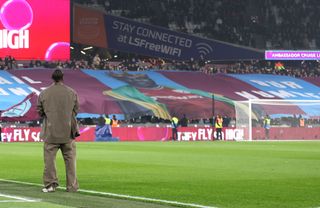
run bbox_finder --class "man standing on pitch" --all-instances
[37,69,79,193]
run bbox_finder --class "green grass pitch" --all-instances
[0,141,320,208]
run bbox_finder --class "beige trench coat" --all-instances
[37,82,79,144]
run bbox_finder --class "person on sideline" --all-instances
[263,115,271,140]
[37,69,79,193]
[111,115,119,127]
[171,116,179,141]
[104,114,111,125]
[215,114,223,140]
[180,114,188,127]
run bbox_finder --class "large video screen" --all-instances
[0,0,70,60]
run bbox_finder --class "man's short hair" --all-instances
[51,69,64,82]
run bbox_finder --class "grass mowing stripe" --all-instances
[3,142,320,208]
[0,181,174,208]
[0,193,40,202]
[0,179,217,208]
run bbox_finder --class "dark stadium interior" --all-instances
[1,0,320,129]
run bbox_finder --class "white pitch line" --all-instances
[0,178,217,208]
[0,193,40,202]
[0,200,32,203]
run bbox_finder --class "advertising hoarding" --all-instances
[0,0,70,60]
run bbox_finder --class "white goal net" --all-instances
[234,99,320,141]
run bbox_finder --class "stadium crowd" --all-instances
[1,55,320,78]
[76,0,320,50]
[0,0,316,76]
[1,1,319,127]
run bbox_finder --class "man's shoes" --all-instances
[42,186,56,193]
[66,188,78,192]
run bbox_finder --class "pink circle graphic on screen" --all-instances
[45,42,70,61]
[0,0,33,30]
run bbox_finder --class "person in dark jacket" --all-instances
[180,114,188,127]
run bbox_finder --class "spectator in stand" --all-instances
[93,54,101,69]
[3,53,320,78]
[222,115,230,127]
[75,0,320,50]
[299,115,305,128]
[180,114,188,127]
[96,114,106,126]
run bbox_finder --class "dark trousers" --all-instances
[43,140,78,192]
[216,128,222,140]
[172,128,178,141]
[265,128,270,140]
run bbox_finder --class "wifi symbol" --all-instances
[196,42,213,57]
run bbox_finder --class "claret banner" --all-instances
[2,69,320,121]
[0,0,70,60]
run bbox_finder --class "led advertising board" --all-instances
[0,0,70,60]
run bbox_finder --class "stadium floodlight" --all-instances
[83,46,93,50]
[234,99,320,141]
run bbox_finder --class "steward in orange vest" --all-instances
[111,115,119,127]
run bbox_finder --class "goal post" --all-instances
[234,99,320,141]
